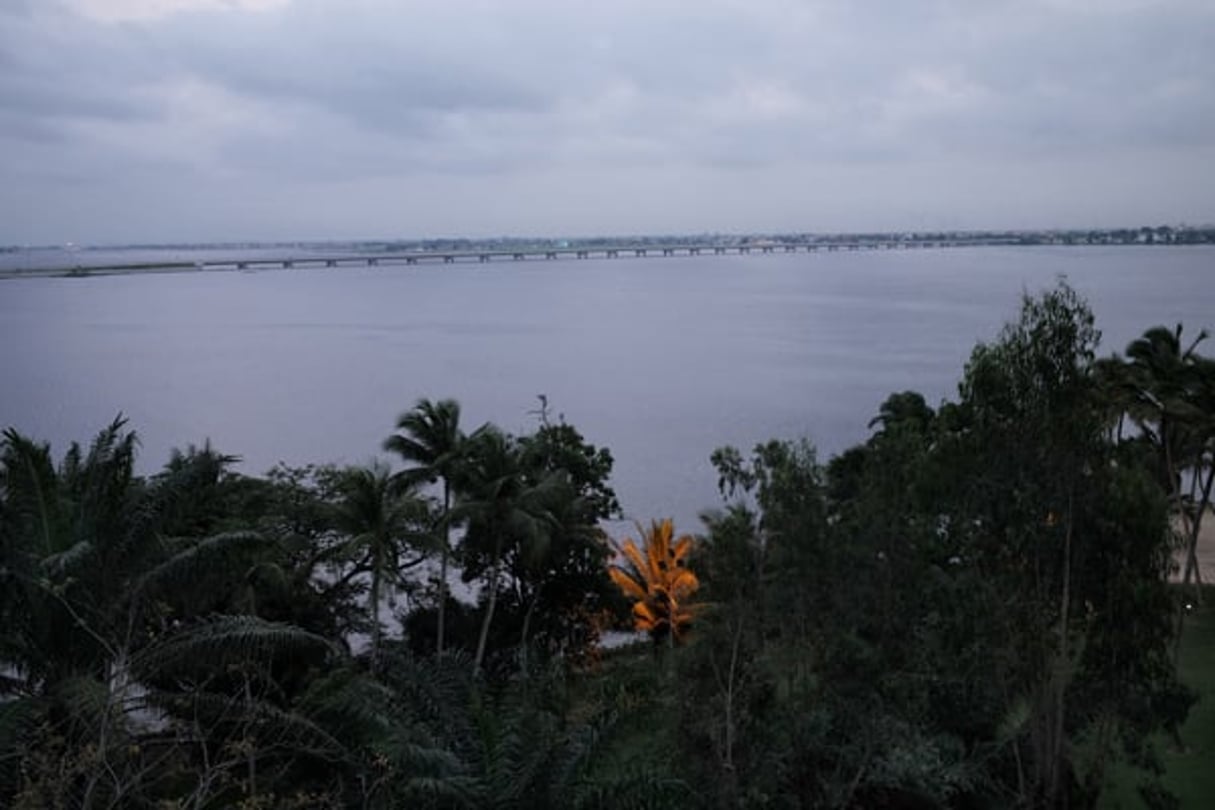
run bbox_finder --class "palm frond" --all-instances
[130,615,333,679]
[133,530,271,601]
[1,428,64,556]
[0,696,45,799]
[143,686,346,761]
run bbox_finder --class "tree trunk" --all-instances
[520,589,540,671]
[370,550,382,672]
[1048,492,1074,808]
[437,482,450,657]
[1182,462,1212,593]
[473,534,503,676]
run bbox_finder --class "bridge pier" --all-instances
[513,253,525,261]
[283,260,293,268]
[607,249,618,258]
[326,259,337,267]
[662,248,674,256]
[479,255,490,262]
[714,247,726,255]
[368,258,378,266]
[635,249,646,257]
[546,251,558,259]
[406,257,417,265]
[444,256,454,264]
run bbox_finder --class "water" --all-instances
[1,246,1212,532]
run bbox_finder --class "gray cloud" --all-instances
[1,0,1213,243]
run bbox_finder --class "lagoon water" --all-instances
[1,246,1212,531]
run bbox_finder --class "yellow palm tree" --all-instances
[609,519,699,645]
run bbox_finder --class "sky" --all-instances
[1,0,1213,244]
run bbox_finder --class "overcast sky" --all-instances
[2,0,1213,244]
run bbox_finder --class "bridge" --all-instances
[5,238,1024,278]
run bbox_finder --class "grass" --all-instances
[1100,587,1215,808]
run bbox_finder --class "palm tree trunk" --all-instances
[1183,463,1212,592]
[473,535,502,676]
[370,557,382,672]
[1048,491,1074,807]
[437,482,449,656]
[520,589,541,671]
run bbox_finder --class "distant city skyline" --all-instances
[2,0,1213,244]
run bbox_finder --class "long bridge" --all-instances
[6,237,1023,278]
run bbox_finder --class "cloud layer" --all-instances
[2,0,1213,242]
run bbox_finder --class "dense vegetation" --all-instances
[2,282,1213,809]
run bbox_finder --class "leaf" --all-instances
[130,615,333,679]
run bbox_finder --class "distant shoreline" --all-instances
[2,239,1211,281]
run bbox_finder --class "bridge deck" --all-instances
[2,239,1023,278]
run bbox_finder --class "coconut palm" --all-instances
[608,519,699,648]
[384,398,467,656]
[1125,325,1212,589]
[456,427,560,675]
[332,462,431,670]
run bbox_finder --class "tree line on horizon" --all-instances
[1,281,1214,809]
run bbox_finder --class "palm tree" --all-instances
[333,462,430,670]
[0,420,319,807]
[384,398,467,656]
[456,428,558,675]
[608,519,699,648]
[1125,325,1211,590]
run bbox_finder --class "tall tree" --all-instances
[1124,325,1213,593]
[332,462,431,670]
[384,397,468,656]
[456,427,559,675]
